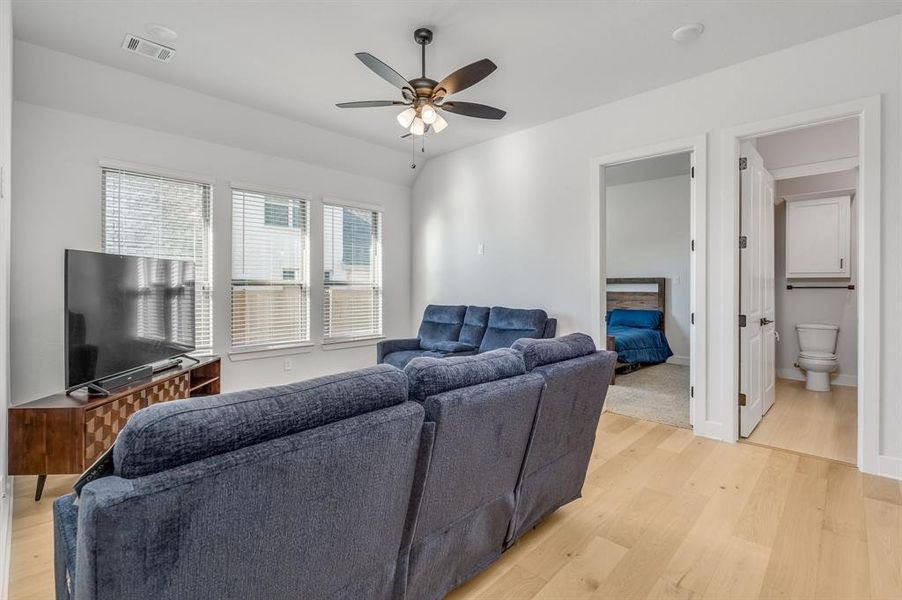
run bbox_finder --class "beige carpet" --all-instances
[604,363,691,429]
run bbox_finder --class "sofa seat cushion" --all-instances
[383,349,445,369]
[53,494,79,594]
[479,307,549,352]
[430,341,477,353]
[512,333,597,371]
[418,305,468,350]
[113,365,408,479]
[458,306,490,348]
[405,348,526,402]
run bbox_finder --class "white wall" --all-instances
[11,101,412,402]
[605,173,691,363]
[410,16,902,472]
[0,0,12,591]
[774,171,859,384]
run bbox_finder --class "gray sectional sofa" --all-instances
[377,304,557,369]
[54,333,615,600]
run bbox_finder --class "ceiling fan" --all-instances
[336,28,506,138]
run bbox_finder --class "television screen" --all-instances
[65,249,196,390]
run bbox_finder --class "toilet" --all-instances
[796,323,839,392]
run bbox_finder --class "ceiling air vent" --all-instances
[121,34,175,63]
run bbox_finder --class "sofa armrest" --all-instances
[377,338,421,363]
[543,318,557,338]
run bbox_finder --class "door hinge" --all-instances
[739,235,748,249]
[738,392,747,406]
[739,314,747,328]
[739,157,748,171]
[840,258,843,269]
[691,312,695,325]
[691,166,695,178]
[691,239,695,251]
[690,386,694,398]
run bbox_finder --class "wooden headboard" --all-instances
[606,277,666,332]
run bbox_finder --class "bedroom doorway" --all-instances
[596,148,699,431]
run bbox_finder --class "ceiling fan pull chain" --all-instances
[411,134,416,169]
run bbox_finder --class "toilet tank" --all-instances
[796,323,839,354]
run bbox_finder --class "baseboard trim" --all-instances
[877,455,902,481]
[776,368,857,387]
[667,355,690,366]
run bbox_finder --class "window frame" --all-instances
[230,183,313,354]
[321,197,385,345]
[99,159,215,353]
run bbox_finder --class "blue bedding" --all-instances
[607,323,673,365]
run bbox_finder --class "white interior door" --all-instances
[740,143,776,437]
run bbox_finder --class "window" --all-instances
[264,199,303,228]
[323,203,382,341]
[232,188,310,350]
[102,167,213,351]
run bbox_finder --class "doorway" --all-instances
[724,97,881,471]
[602,154,693,429]
[591,136,707,433]
[737,120,860,464]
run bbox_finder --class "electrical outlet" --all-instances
[283,358,292,371]
[477,244,485,255]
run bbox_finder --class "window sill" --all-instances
[228,342,314,362]
[321,336,385,351]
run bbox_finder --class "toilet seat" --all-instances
[799,350,837,360]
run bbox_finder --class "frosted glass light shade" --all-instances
[396,107,416,129]
[421,104,437,124]
[409,117,426,136]
[432,114,448,133]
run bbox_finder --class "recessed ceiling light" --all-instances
[672,23,705,43]
[145,23,178,42]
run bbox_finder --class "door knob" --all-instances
[760,317,774,326]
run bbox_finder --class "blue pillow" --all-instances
[607,309,662,329]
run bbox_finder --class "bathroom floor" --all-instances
[744,378,857,464]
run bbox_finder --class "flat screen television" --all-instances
[65,249,196,391]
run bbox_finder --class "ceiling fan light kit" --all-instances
[337,27,506,144]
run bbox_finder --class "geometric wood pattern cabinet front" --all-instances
[83,375,190,464]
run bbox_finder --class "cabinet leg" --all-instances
[35,474,47,501]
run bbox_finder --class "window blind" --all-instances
[232,189,310,349]
[102,167,213,351]
[323,203,383,341]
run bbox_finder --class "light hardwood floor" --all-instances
[10,412,901,600]
[746,378,857,464]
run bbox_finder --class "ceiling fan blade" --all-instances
[441,101,506,120]
[355,52,413,92]
[336,100,407,108]
[434,59,497,96]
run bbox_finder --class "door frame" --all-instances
[722,96,881,472]
[590,135,707,431]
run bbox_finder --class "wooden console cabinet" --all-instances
[8,356,220,500]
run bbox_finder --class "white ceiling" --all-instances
[12,1,902,158]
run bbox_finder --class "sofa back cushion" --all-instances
[479,307,548,352]
[404,348,526,402]
[511,333,597,371]
[417,304,467,350]
[458,305,490,347]
[113,365,408,479]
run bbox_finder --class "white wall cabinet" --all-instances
[785,194,851,278]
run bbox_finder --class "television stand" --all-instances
[8,356,221,501]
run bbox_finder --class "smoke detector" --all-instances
[121,34,175,63]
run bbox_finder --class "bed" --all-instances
[605,278,674,379]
